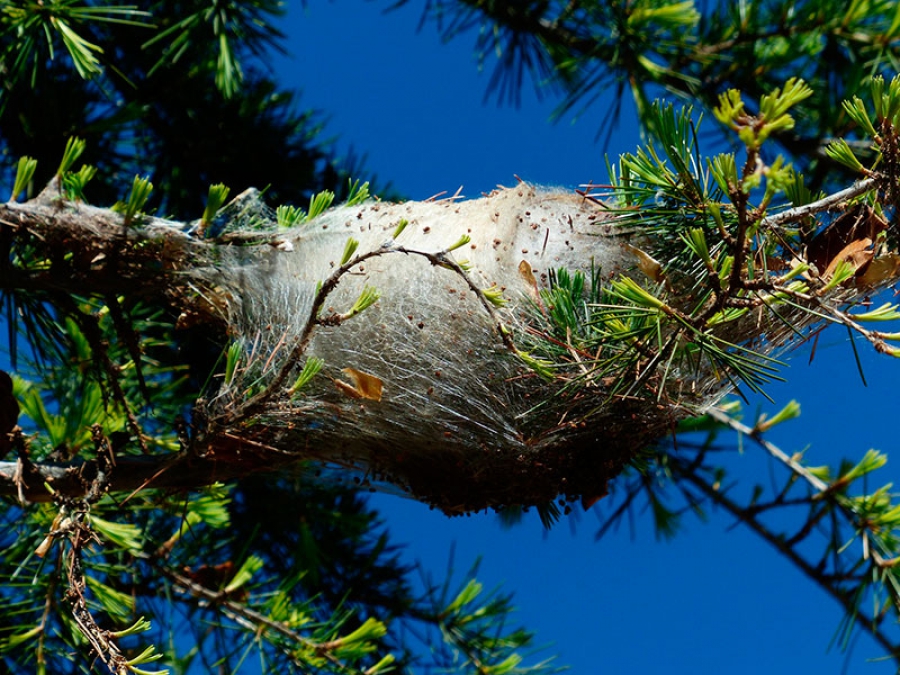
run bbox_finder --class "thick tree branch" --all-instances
[0,443,289,503]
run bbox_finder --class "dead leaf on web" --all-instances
[518,260,546,314]
[624,243,665,283]
[856,253,900,287]
[806,204,886,274]
[821,238,873,280]
[335,368,383,401]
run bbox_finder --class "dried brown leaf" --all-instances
[624,243,665,282]
[806,204,886,273]
[856,253,900,287]
[821,238,873,280]
[335,368,383,401]
[518,259,546,313]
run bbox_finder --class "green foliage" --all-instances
[61,164,98,201]
[0,2,361,219]
[419,568,559,674]
[0,3,150,90]
[290,357,324,396]
[346,286,381,319]
[142,0,285,98]
[112,175,154,225]
[345,178,371,206]
[274,182,367,230]
[391,218,409,240]
[714,78,813,150]
[224,340,242,386]
[10,155,37,202]
[616,102,711,211]
[125,644,168,675]
[0,155,554,668]
[852,303,900,322]
[616,403,900,657]
[276,203,306,229]
[752,399,800,433]
[340,237,360,266]
[49,136,98,202]
[413,0,900,189]
[447,234,471,252]
[56,136,86,176]
[825,138,868,173]
[481,284,507,307]
[201,183,231,226]
[308,188,335,221]
[823,73,900,179]
[223,554,265,594]
[514,350,556,381]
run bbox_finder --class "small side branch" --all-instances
[762,178,877,229]
[62,512,130,674]
[704,407,829,492]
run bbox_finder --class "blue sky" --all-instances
[275,3,898,674]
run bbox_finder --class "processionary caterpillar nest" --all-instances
[202,183,857,514]
[1,175,891,509]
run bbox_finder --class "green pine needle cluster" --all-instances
[520,76,900,413]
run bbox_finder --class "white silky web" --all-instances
[199,185,785,512]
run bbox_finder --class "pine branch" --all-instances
[670,455,900,663]
[662,406,900,663]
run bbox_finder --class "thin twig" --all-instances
[704,407,829,492]
[762,178,877,228]
[159,565,369,674]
